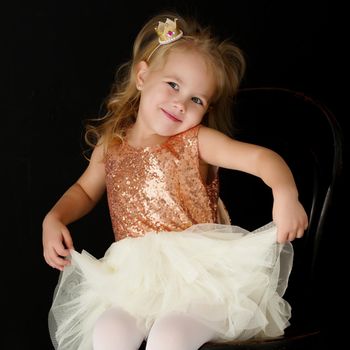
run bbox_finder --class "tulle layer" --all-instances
[49,222,293,350]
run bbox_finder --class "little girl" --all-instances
[43,12,308,350]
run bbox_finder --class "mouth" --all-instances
[161,108,182,123]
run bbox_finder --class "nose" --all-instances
[173,99,186,113]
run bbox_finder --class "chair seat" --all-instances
[201,328,321,349]
[137,326,321,350]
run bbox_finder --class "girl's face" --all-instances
[134,49,216,140]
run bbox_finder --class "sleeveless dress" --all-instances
[49,125,293,350]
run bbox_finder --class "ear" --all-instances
[135,61,149,90]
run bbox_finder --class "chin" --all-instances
[155,125,183,137]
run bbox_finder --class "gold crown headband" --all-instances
[147,18,184,61]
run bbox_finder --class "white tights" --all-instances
[92,307,217,350]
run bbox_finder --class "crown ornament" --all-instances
[155,18,183,45]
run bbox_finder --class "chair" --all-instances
[199,87,344,350]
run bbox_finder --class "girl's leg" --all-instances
[146,313,217,350]
[92,307,145,350]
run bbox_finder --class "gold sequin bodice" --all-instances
[105,125,219,241]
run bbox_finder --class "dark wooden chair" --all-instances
[200,87,343,350]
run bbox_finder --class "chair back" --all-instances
[218,87,343,340]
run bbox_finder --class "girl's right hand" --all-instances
[42,214,74,271]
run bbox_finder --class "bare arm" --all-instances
[42,143,106,270]
[198,126,308,243]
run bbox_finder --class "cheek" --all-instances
[190,107,206,121]
[186,112,205,127]
[148,86,170,103]
[141,88,162,106]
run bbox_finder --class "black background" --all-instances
[3,1,346,348]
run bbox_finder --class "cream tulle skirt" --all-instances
[49,222,293,350]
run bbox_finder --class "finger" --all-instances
[62,227,74,250]
[296,228,305,238]
[46,256,64,271]
[51,255,70,270]
[56,246,70,257]
[44,247,68,271]
[49,246,70,266]
[55,239,72,257]
[287,232,296,242]
[276,231,287,244]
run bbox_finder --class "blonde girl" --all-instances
[43,11,308,350]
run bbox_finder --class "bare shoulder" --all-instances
[198,125,228,141]
[198,125,233,151]
[197,125,263,172]
[90,142,105,163]
[79,140,107,181]
[76,141,107,198]
[88,136,111,165]
[197,126,232,167]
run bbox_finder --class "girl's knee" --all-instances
[93,308,133,335]
[92,308,145,350]
[146,326,190,350]
[146,314,215,350]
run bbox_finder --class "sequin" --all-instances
[105,125,219,241]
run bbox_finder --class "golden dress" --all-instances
[49,125,293,350]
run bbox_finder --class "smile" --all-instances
[162,109,182,123]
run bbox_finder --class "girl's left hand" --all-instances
[272,196,309,244]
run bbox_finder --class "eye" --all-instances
[167,82,179,90]
[192,97,203,105]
